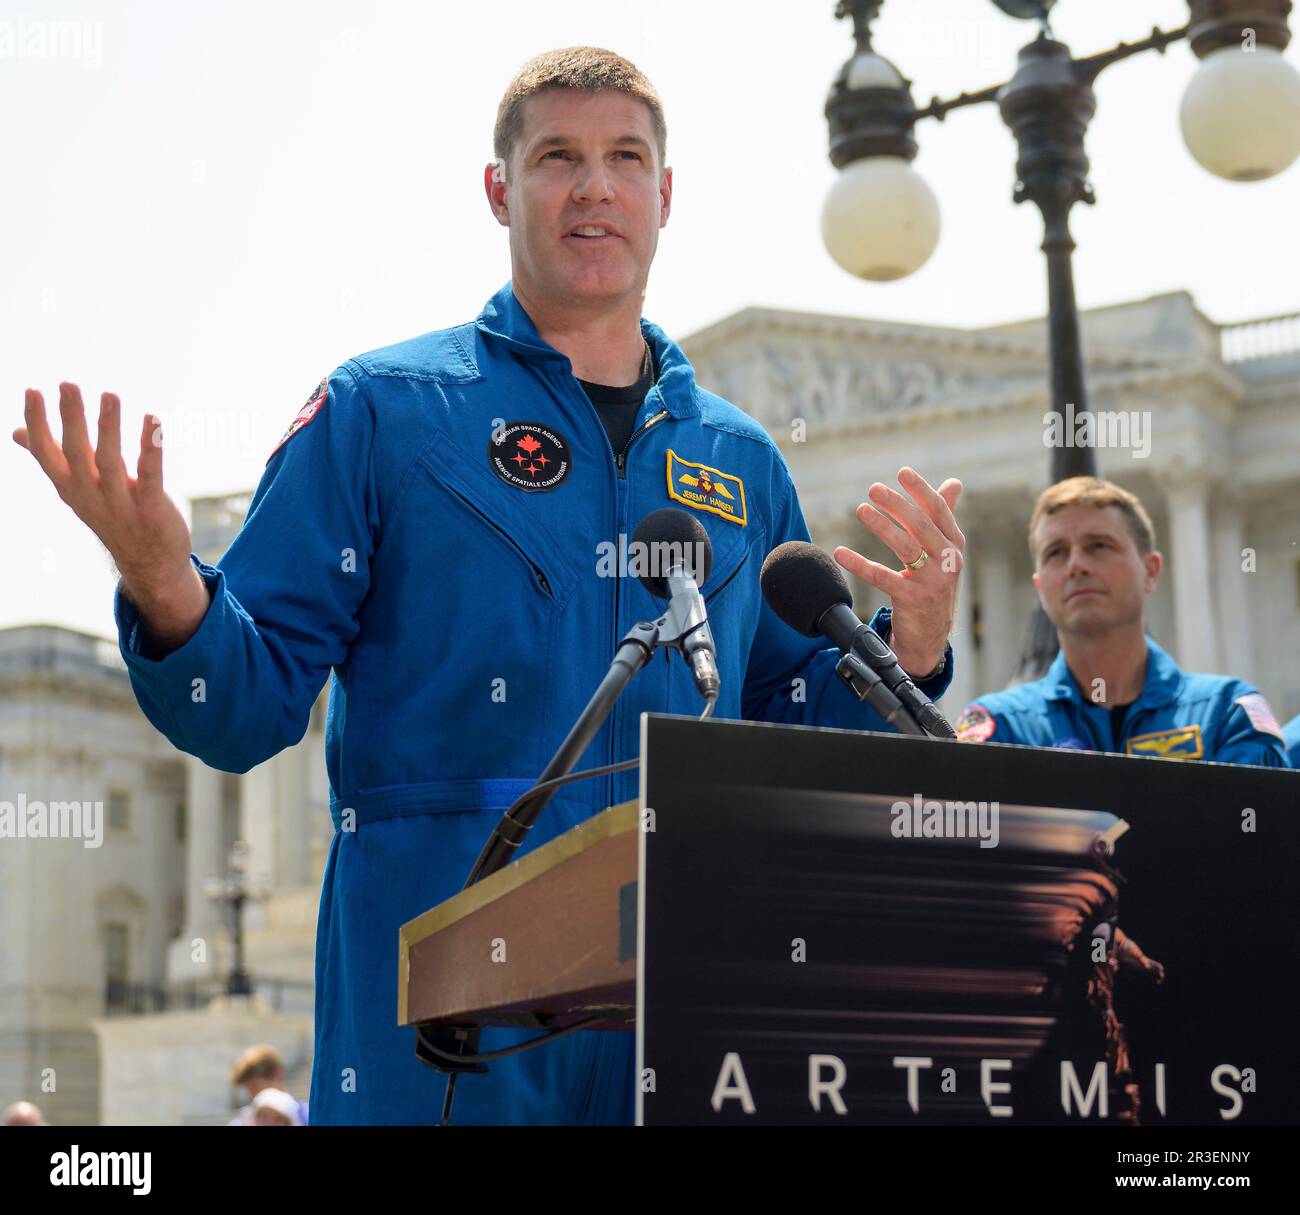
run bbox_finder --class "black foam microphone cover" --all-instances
[759,541,853,637]
[631,508,714,599]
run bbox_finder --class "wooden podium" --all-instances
[398,801,639,1034]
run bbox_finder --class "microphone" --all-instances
[759,541,954,739]
[632,509,719,700]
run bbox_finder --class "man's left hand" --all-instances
[833,467,964,679]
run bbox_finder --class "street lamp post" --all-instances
[823,0,1300,680]
[204,840,268,998]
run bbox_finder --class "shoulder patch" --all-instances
[955,704,996,742]
[1235,692,1285,741]
[268,378,328,462]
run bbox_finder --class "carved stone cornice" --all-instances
[687,327,1243,438]
[681,304,1188,367]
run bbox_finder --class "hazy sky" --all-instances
[3,0,1298,638]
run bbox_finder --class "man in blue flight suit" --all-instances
[1285,715,1300,768]
[14,48,968,1124]
[956,476,1289,766]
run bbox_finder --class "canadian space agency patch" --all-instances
[488,422,571,492]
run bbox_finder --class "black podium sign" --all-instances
[634,714,1299,1126]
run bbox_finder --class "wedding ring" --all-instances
[903,548,929,573]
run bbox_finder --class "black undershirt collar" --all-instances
[576,342,657,456]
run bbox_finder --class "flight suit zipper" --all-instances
[609,409,671,809]
[616,411,669,478]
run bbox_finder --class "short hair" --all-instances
[493,47,667,178]
[1028,476,1157,561]
[230,1044,285,1086]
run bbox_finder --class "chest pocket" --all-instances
[705,533,755,608]
[415,426,580,607]
[696,516,765,683]
[663,486,754,605]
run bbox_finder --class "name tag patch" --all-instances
[1126,724,1203,760]
[666,449,747,526]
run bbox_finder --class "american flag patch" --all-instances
[1235,692,1284,741]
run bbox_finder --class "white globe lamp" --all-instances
[1180,44,1300,181]
[822,156,941,281]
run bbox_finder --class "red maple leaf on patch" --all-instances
[517,433,542,455]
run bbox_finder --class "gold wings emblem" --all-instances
[1126,725,1203,760]
[678,472,734,500]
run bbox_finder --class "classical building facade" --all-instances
[682,291,1300,721]
[2,289,1294,1124]
[0,626,187,1124]
[0,496,325,1126]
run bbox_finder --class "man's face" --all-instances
[1031,504,1161,639]
[486,89,671,312]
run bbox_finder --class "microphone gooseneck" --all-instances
[633,508,719,701]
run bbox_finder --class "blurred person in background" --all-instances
[251,1088,305,1126]
[228,1045,308,1126]
[3,1101,46,1126]
[957,477,1289,766]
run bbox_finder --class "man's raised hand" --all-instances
[833,466,964,680]
[14,383,209,652]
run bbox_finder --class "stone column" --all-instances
[272,741,310,889]
[1211,491,1255,684]
[239,761,280,893]
[239,736,314,890]
[166,757,226,981]
[974,538,1018,696]
[1161,472,1219,672]
[942,568,977,713]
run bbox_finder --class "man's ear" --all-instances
[1031,568,1051,613]
[484,160,509,226]
[1143,549,1162,593]
[659,165,673,227]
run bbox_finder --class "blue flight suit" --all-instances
[1284,714,1300,768]
[955,637,1289,767]
[113,282,954,1125]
